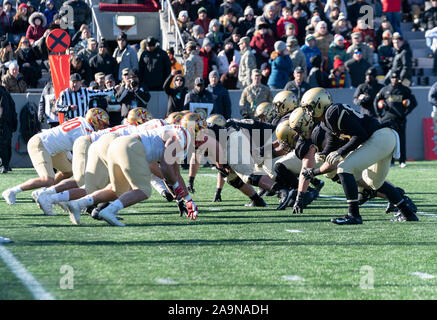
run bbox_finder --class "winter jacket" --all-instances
[276,17,298,39]
[1,72,27,93]
[163,74,188,116]
[327,42,349,70]
[216,49,240,75]
[184,51,204,90]
[138,47,172,90]
[314,32,334,59]
[301,44,321,70]
[238,47,256,88]
[207,82,232,119]
[250,30,275,64]
[89,53,118,79]
[267,53,293,89]
[113,45,139,81]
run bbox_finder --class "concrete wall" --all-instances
[9,87,434,168]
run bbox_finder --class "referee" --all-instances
[56,73,116,120]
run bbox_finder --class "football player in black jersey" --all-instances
[298,88,418,224]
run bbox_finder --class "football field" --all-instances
[1,161,437,300]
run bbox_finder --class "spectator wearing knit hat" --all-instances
[192,24,205,47]
[260,62,270,85]
[328,57,351,88]
[220,61,239,90]
[198,38,218,83]
[11,3,30,45]
[171,0,190,20]
[307,54,329,88]
[327,34,348,70]
[219,0,243,19]
[43,0,57,26]
[177,10,191,34]
[375,17,394,49]
[332,12,352,39]
[113,32,139,81]
[217,38,240,76]
[267,40,293,89]
[207,70,232,119]
[188,0,215,23]
[206,19,224,51]
[194,7,211,38]
[238,6,255,37]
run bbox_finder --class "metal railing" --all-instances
[161,0,185,55]
[87,0,103,41]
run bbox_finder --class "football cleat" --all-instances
[31,187,46,204]
[245,196,267,207]
[57,201,69,213]
[331,214,363,225]
[277,189,295,210]
[37,193,55,216]
[311,178,325,194]
[391,212,419,222]
[2,188,17,205]
[99,206,125,227]
[66,200,82,225]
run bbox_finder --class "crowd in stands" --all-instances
[0,0,435,122]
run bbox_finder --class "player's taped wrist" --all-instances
[171,181,185,200]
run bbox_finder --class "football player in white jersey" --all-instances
[2,108,109,205]
[65,124,198,226]
[34,108,149,216]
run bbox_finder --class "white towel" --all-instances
[391,129,401,160]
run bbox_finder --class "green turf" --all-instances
[1,161,437,300]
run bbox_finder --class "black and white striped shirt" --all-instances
[56,87,114,120]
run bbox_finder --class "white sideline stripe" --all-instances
[156,278,179,285]
[282,275,305,281]
[208,208,221,211]
[0,245,55,300]
[409,272,435,280]
[286,229,302,233]
[319,195,437,217]
[200,174,217,178]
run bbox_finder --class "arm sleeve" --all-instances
[163,74,174,94]
[55,92,69,113]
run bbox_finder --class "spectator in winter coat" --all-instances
[3,1,16,23]
[138,37,172,91]
[220,61,239,89]
[284,66,311,100]
[77,37,97,63]
[314,21,333,59]
[43,0,57,26]
[70,55,93,85]
[276,6,298,39]
[346,32,374,66]
[267,41,293,89]
[0,4,10,36]
[324,0,348,20]
[250,23,275,66]
[292,5,308,46]
[171,0,190,20]
[345,48,371,87]
[62,0,92,32]
[262,3,279,39]
[167,47,184,76]
[237,6,255,37]
[184,41,204,90]
[375,17,394,49]
[332,12,352,39]
[239,68,272,119]
[184,77,215,111]
[206,19,223,52]
[238,36,256,88]
[219,6,238,32]
[260,62,271,85]
[11,3,29,45]
[217,38,240,75]
[15,36,41,87]
[352,18,377,50]
[327,34,348,70]
[116,69,150,119]
[0,83,17,173]
[377,31,395,75]
[421,0,437,31]
[219,0,243,18]
[307,54,329,88]
[287,36,307,76]
[198,38,218,83]
[346,0,369,28]
[89,41,118,79]
[207,70,232,119]
[163,70,188,116]
[328,58,351,88]
[194,7,211,38]
[384,32,413,86]
[2,62,27,93]
[301,34,321,71]
[113,32,139,81]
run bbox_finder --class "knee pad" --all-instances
[227,176,245,189]
[247,174,262,187]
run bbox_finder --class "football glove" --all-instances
[315,152,325,164]
[187,182,195,193]
[186,199,198,220]
[292,192,305,214]
[213,188,222,202]
[302,168,315,180]
[326,151,341,165]
[177,199,188,217]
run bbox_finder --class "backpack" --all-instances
[19,102,41,143]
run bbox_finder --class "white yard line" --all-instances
[409,272,435,280]
[0,244,55,300]
[282,275,305,281]
[286,229,302,233]
[156,278,179,285]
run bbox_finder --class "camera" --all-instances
[129,79,138,88]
